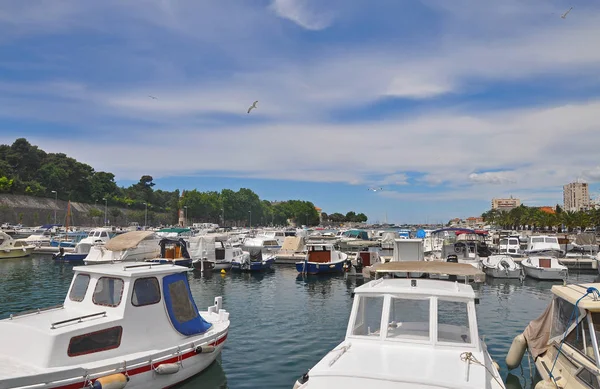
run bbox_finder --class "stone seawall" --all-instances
[0,194,173,227]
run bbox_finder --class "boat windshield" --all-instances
[350,294,474,345]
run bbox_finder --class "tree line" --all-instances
[0,138,367,226]
[481,205,600,232]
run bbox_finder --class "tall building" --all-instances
[563,181,590,211]
[491,197,520,210]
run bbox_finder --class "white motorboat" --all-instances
[481,255,523,279]
[84,231,160,265]
[53,227,117,262]
[0,231,35,259]
[506,282,600,388]
[343,250,383,277]
[189,235,245,271]
[293,277,504,389]
[0,262,230,389]
[521,256,568,280]
[242,236,281,255]
[525,235,564,257]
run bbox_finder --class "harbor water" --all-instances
[1,255,598,389]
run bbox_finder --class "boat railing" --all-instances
[9,304,64,320]
[122,263,175,271]
[50,311,107,329]
[0,332,227,389]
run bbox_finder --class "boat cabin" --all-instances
[0,263,219,370]
[349,278,481,349]
[526,235,562,255]
[306,243,337,263]
[498,236,521,255]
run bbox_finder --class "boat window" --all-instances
[532,237,545,243]
[168,280,199,323]
[386,297,430,341]
[576,367,600,389]
[93,277,124,307]
[352,295,384,337]
[101,232,108,238]
[550,297,583,341]
[69,274,90,302]
[437,300,471,344]
[499,239,508,245]
[545,237,558,244]
[131,277,161,307]
[67,326,122,357]
[565,317,595,361]
[509,239,519,245]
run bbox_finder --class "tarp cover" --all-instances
[416,229,426,239]
[280,236,305,252]
[523,301,554,359]
[374,261,485,277]
[104,231,156,251]
[575,233,597,246]
[249,248,263,261]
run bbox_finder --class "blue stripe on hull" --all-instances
[53,253,87,261]
[295,260,345,275]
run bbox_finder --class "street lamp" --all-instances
[306,213,309,226]
[102,198,107,226]
[51,190,57,224]
[221,208,225,227]
[184,206,188,227]
[248,210,252,228]
[144,202,148,228]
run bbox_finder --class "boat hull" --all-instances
[0,248,34,259]
[522,266,567,280]
[296,260,345,275]
[483,267,522,279]
[211,261,233,271]
[0,334,227,389]
[53,253,87,262]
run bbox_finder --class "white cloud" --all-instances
[583,167,600,182]
[468,171,517,185]
[269,0,333,30]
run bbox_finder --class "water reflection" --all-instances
[178,360,228,389]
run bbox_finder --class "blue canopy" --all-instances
[162,272,212,336]
[416,229,426,239]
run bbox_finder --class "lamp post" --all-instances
[126,204,130,225]
[144,203,148,229]
[221,208,225,227]
[184,206,188,227]
[102,198,107,226]
[51,190,57,224]
[248,210,251,228]
[306,213,309,226]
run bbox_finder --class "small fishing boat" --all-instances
[147,237,194,267]
[296,243,348,275]
[506,282,600,389]
[0,231,35,259]
[0,262,230,389]
[231,247,275,272]
[481,255,523,279]
[521,256,568,281]
[343,250,383,277]
[293,274,504,388]
[189,235,245,271]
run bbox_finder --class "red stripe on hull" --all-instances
[40,333,228,389]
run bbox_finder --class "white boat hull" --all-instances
[211,261,233,270]
[0,247,34,259]
[522,266,567,280]
[483,267,522,279]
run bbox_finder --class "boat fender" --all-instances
[292,372,309,389]
[91,373,129,389]
[505,333,527,370]
[195,345,215,354]
[154,363,180,375]
[492,360,500,372]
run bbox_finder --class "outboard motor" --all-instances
[446,254,458,263]
[355,257,363,273]
[52,247,65,260]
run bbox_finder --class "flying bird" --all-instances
[247,100,258,114]
[561,7,573,19]
[368,187,383,192]
[148,95,158,100]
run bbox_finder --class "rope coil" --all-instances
[460,352,504,387]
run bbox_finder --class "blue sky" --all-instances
[2,0,600,224]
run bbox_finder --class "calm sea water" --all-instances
[0,255,598,389]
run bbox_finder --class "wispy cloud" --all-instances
[269,0,334,30]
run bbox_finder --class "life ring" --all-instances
[454,245,463,253]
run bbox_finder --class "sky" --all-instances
[1,0,600,224]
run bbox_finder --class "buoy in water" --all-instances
[154,363,180,375]
[92,373,129,389]
[220,269,226,274]
[506,333,527,370]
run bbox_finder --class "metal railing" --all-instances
[50,311,106,329]
[9,304,64,320]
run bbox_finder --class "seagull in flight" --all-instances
[368,187,383,192]
[561,7,573,19]
[148,95,158,100]
[247,100,258,114]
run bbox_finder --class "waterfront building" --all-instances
[563,181,590,211]
[491,196,521,211]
